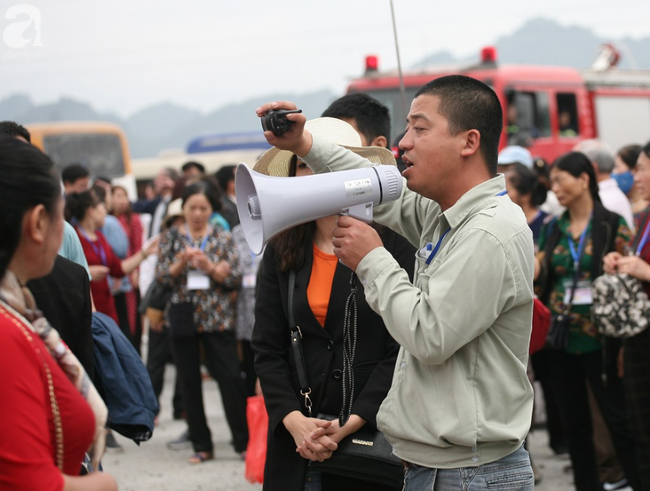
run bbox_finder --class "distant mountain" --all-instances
[125,90,336,157]
[0,94,33,121]
[415,17,650,70]
[20,97,121,125]
[1,90,337,158]
[496,18,610,67]
[124,102,203,158]
[2,17,648,158]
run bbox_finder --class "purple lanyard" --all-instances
[77,226,107,266]
[425,190,508,265]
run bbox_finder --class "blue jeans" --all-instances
[304,469,322,491]
[403,446,533,490]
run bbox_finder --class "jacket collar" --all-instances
[442,175,508,230]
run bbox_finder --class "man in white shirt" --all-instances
[575,139,635,232]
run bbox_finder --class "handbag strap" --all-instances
[339,272,358,427]
[562,266,581,314]
[288,271,312,416]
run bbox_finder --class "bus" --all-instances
[131,131,270,191]
[26,121,137,199]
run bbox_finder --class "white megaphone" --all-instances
[235,163,403,254]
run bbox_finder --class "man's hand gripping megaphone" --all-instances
[255,101,385,271]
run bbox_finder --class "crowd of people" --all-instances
[0,80,649,491]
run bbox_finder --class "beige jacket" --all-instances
[303,136,535,468]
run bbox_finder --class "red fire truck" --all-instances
[346,46,650,163]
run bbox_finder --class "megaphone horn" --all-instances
[235,163,402,255]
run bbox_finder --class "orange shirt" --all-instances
[307,243,338,327]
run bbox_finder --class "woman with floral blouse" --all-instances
[156,179,248,464]
[535,151,640,491]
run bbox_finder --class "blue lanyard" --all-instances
[185,227,211,251]
[567,223,590,272]
[425,190,508,265]
[77,226,107,266]
[425,228,450,265]
[636,219,650,256]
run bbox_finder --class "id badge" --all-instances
[564,279,593,305]
[242,273,256,289]
[187,270,210,290]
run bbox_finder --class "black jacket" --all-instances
[538,201,621,305]
[27,255,94,379]
[252,228,414,491]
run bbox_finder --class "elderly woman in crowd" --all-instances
[156,179,248,464]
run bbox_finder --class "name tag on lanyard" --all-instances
[564,279,593,305]
[242,273,256,289]
[187,270,210,290]
[185,227,212,290]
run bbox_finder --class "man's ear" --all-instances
[369,135,388,149]
[460,129,481,157]
[25,204,48,245]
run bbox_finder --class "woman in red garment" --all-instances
[65,189,157,323]
[111,185,145,348]
[0,137,116,490]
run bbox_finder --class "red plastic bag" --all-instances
[245,395,268,484]
[530,298,551,355]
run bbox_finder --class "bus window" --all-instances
[26,122,137,200]
[506,89,551,146]
[43,133,125,179]
[557,93,579,137]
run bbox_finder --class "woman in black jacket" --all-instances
[252,118,414,491]
[534,152,640,491]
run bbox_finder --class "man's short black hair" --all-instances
[182,161,205,174]
[322,93,390,148]
[415,75,503,175]
[61,163,90,184]
[215,164,236,192]
[0,121,31,143]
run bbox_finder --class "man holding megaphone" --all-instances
[255,75,536,491]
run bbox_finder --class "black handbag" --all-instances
[545,236,584,350]
[546,312,571,350]
[287,271,404,488]
[311,413,404,488]
[138,280,171,315]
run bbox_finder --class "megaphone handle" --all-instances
[341,203,373,223]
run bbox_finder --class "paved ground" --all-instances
[103,368,577,490]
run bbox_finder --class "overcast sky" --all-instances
[2,0,649,117]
